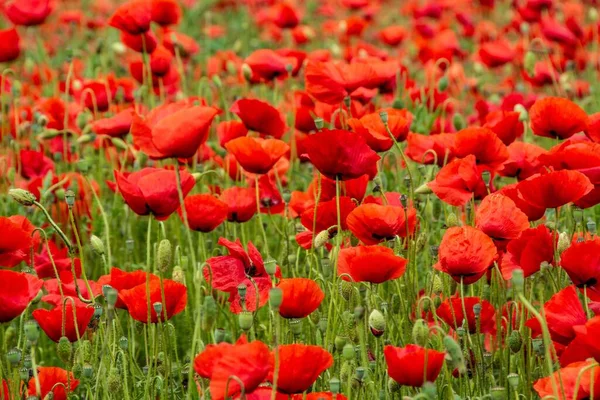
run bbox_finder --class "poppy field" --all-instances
[2,0,600,399]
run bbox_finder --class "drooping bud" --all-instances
[557,232,570,254]
[9,188,37,206]
[314,229,331,249]
[443,335,466,374]
[202,295,217,330]
[452,113,466,131]
[432,275,443,295]
[508,330,522,353]
[107,367,122,393]
[241,63,253,82]
[387,377,400,393]
[57,336,72,363]
[412,319,430,346]
[90,235,105,256]
[339,280,353,301]
[368,309,386,337]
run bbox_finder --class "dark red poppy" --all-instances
[427,155,488,207]
[0,216,34,268]
[475,193,529,250]
[252,174,285,214]
[244,49,296,82]
[34,240,82,279]
[437,296,496,334]
[500,141,545,181]
[347,108,411,152]
[0,28,20,62]
[120,278,187,323]
[478,40,516,68]
[217,120,248,148]
[178,194,228,233]
[526,286,586,347]
[151,0,181,26]
[271,344,333,394]
[80,80,111,112]
[0,270,42,323]
[230,99,287,139]
[18,149,53,179]
[205,238,279,313]
[132,103,218,159]
[452,127,509,171]
[384,345,445,387]
[33,302,95,342]
[98,267,159,309]
[301,129,379,181]
[529,97,589,139]
[108,0,152,34]
[27,367,79,400]
[149,45,174,76]
[225,137,289,175]
[338,245,407,283]
[434,226,498,285]
[90,108,135,138]
[500,225,554,280]
[406,132,455,166]
[277,278,324,319]
[121,30,158,53]
[4,0,52,26]
[219,186,257,223]
[346,203,417,245]
[114,167,195,220]
[300,196,356,233]
[483,110,524,146]
[516,170,593,210]
[561,238,600,301]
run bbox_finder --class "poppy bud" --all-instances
[65,190,76,208]
[318,317,328,333]
[107,367,122,393]
[112,41,127,54]
[343,311,357,341]
[172,266,185,283]
[90,235,105,256]
[157,239,172,273]
[557,232,570,254]
[443,335,466,374]
[368,309,385,337]
[9,188,37,206]
[264,257,277,276]
[6,348,21,366]
[119,336,128,351]
[239,311,253,331]
[313,117,324,130]
[212,75,222,89]
[438,76,448,92]
[342,343,355,360]
[153,302,163,316]
[339,280,353,301]
[490,387,506,400]
[24,320,40,343]
[511,269,524,294]
[202,295,217,329]
[343,96,351,109]
[241,63,253,82]
[445,212,459,227]
[111,137,129,151]
[290,318,303,337]
[412,319,430,346]
[73,363,82,379]
[57,336,72,363]
[329,377,341,394]
[508,330,522,353]
[387,377,400,393]
[452,113,465,131]
[507,373,519,388]
[269,287,283,310]
[334,335,347,352]
[314,229,331,249]
[524,51,536,76]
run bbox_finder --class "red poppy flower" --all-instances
[217,120,248,148]
[516,170,593,210]
[0,216,34,268]
[205,238,279,313]
[230,99,287,139]
[526,286,586,347]
[475,193,529,250]
[452,127,509,171]
[300,196,356,233]
[98,267,159,309]
[500,225,554,280]
[0,28,20,62]
[121,30,158,53]
[34,240,81,279]
[378,25,406,46]
[0,270,43,323]
[80,80,111,112]
[529,97,589,139]
[406,132,455,166]
[252,175,285,214]
[585,113,600,143]
[41,271,102,308]
[120,278,187,323]
[114,167,195,220]
[347,203,417,245]
[301,129,380,181]
[225,137,289,175]
[151,0,181,26]
[149,45,174,76]
[271,344,333,394]
[108,0,152,34]
[27,367,79,400]
[219,186,257,223]
[478,40,516,68]
[90,108,135,138]
[163,30,199,57]
[33,302,95,342]
[384,345,445,387]
[4,0,52,26]
[437,296,496,334]
[132,103,219,159]
[496,183,546,221]
[428,155,488,207]
[561,238,600,301]
[483,110,524,146]
[500,141,545,181]
[338,245,407,283]
[347,108,411,152]
[277,278,324,319]
[434,226,497,285]
[304,61,377,105]
[194,336,248,379]
[534,360,600,400]
[178,194,228,233]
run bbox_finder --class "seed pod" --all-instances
[239,312,253,331]
[342,343,355,361]
[6,348,22,366]
[334,336,347,352]
[290,318,303,337]
[490,387,506,400]
[24,320,40,343]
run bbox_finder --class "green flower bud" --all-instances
[446,212,459,227]
[90,235,105,256]
[508,330,522,353]
[557,232,570,254]
[318,317,328,333]
[24,320,40,343]
[214,328,226,343]
[241,63,253,82]
[524,51,536,76]
[314,229,331,249]
[107,367,122,393]
[334,335,347,352]
[443,335,466,374]
[72,363,82,379]
[239,311,253,331]
[412,319,430,346]
[157,239,172,273]
[119,336,128,351]
[172,266,185,283]
[9,188,37,206]
[269,287,283,310]
[289,318,303,337]
[379,111,389,125]
[432,275,443,295]
[438,76,449,92]
[368,309,386,337]
[57,336,72,363]
[452,113,466,131]
[342,343,355,361]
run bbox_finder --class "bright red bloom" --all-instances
[585,113,600,143]
[406,132,455,166]
[483,110,524,145]
[194,336,248,379]
[500,141,545,181]
[0,216,34,268]
[0,270,42,323]
[452,127,509,171]
[27,367,79,400]
[34,240,81,279]
[244,49,296,82]
[149,45,174,76]
[561,238,600,301]
[33,302,95,342]
[278,278,324,319]
[437,296,496,334]
[378,25,407,46]
[347,108,411,152]
[132,103,219,159]
[500,225,554,280]
[475,193,529,250]
[219,187,257,223]
[516,170,593,210]
[428,155,488,207]
[225,137,289,175]
[434,226,497,285]
[0,28,20,62]
[301,129,379,181]
[120,278,187,323]
[121,30,158,53]
[496,183,546,221]
[304,61,377,105]
[478,40,515,68]
[384,345,445,387]
[230,99,287,139]
[529,97,589,139]
[108,0,152,34]
[217,120,248,148]
[4,0,52,26]
[338,245,407,283]
[91,108,135,138]
[179,194,228,233]
[300,196,356,233]
[293,394,347,400]
[151,0,181,26]
[347,203,417,245]
[534,360,600,400]
[114,167,195,220]
[98,267,159,309]
[271,344,333,394]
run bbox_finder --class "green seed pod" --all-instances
[23,354,32,369]
[339,280,354,301]
[7,348,22,366]
[452,113,466,131]
[507,373,519,388]
[57,336,72,363]
[422,381,437,398]
[412,319,430,347]
[368,309,386,337]
[153,302,163,316]
[20,367,30,381]
[90,235,105,256]
[82,364,94,379]
[490,387,506,400]
[65,190,75,208]
[313,117,324,130]
[269,287,283,311]
[438,76,449,92]
[524,51,536,76]
[329,377,341,394]
[264,257,277,276]
[24,320,40,344]
[9,188,37,206]
[119,336,128,351]
[342,343,355,361]
[334,336,347,352]
[239,311,253,331]
[508,330,522,353]
[157,239,172,273]
[290,318,303,337]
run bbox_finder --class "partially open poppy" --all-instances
[529,97,589,139]
[33,302,95,342]
[271,344,333,394]
[437,296,496,334]
[0,270,43,323]
[179,194,228,233]
[4,0,52,26]
[217,120,248,148]
[338,245,407,283]
[475,193,530,250]
[219,187,257,223]
[347,203,417,245]
[434,226,497,285]
[500,225,554,280]
[278,278,324,319]
[516,170,593,210]
[561,238,600,301]
[244,50,296,82]
[151,0,181,26]
[27,367,79,400]
[98,267,159,309]
[91,108,135,138]
[108,0,152,34]
[384,345,445,387]
[120,278,187,323]
[230,99,287,139]
[0,28,20,63]
[483,110,524,145]
[225,137,289,175]
[406,132,455,166]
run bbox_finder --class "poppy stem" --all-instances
[175,163,198,271]
[255,176,270,257]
